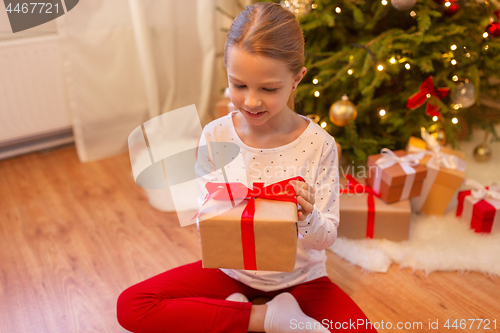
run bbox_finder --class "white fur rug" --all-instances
[328,212,500,275]
[328,127,500,275]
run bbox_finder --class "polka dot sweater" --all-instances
[196,111,339,292]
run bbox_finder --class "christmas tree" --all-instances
[260,0,500,163]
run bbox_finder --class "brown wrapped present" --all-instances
[197,178,301,272]
[337,176,411,241]
[407,130,466,215]
[366,149,427,203]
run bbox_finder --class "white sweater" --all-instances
[196,111,339,292]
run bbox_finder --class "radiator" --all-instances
[0,32,73,160]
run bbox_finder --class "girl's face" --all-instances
[226,46,305,127]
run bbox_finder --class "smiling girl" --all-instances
[117,3,377,332]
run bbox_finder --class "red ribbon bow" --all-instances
[194,176,304,270]
[340,175,377,238]
[406,76,449,118]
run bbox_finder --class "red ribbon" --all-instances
[340,175,377,238]
[406,76,449,118]
[456,189,471,217]
[194,176,304,270]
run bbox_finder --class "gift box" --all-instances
[407,130,466,215]
[456,180,500,234]
[407,136,463,158]
[366,149,427,203]
[337,176,411,241]
[196,178,301,272]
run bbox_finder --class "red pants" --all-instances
[117,261,377,332]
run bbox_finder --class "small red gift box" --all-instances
[456,180,500,234]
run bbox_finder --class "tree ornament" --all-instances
[473,143,492,162]
[451,81,476,108]
[486,21,500,37]
[430,128,447,146]
[280,0,313,17]
[305,114,320,124]
[329,95,357,127]
[444,0,459,16]
[473,130,493,162]
[433,0,459,16]
[391,0,416,11]
[407,76,449,118]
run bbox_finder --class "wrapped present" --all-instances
[215,88,236,118]
[195,177,302,272]
[456,180,500,234]
[366,148,427,203]
[407,129,466,215]
[337,176,411,241]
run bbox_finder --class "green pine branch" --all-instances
[264,0,500,163]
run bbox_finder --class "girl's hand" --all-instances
[290,180,316,221]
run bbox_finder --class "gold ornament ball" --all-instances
[280,0,313,17]
[430,129,447,146]
[329,95,357,127]
[305,114,320,124]
[473,143,492,162]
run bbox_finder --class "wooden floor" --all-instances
[0,145,499,333]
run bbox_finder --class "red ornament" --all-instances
[433,0,459,16]
[445,1,459,16]
[407,77,450,118]
[495,10,500,20]
[487,22,500,38]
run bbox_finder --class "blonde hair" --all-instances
[223,2,305,110]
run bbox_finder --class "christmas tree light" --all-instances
[275,0,500,163]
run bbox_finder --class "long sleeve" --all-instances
[194,121,247,228]
[194,127,219,236]
[195,129,217,209]
[297,137,339,251]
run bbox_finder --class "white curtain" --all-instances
[57,0,239,163]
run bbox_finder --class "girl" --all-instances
[117,3,377,332]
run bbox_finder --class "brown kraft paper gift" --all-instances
[337,177,411,241]
[407,134,466,215]
[366,149,427,204]
[198,197,298,272]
